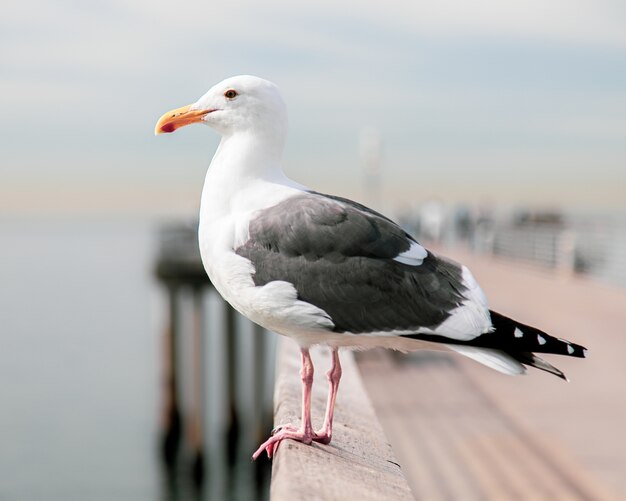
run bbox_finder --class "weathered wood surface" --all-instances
[270,339,413,501]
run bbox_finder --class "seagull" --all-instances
[155,75,586,460]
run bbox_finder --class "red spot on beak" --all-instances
[160,122,176,133]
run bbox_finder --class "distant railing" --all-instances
[488,225,573,270]
[472,224,626,287]
[154,222,274,498]
[469,218,626,288]
[404,206,626,289]
[571,220,626,288]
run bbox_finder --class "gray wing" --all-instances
[235,192,468,334]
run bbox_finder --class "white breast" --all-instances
[198,170,335,341]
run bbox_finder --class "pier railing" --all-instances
[470,216,626,288]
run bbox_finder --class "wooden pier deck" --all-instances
[358,247,626,500]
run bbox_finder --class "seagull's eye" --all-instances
[224,89,238,99]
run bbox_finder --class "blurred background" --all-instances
[2,0,625,500]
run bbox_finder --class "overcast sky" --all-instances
[3,0,625,214]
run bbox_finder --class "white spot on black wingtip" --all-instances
[514,327,524,338]
[537,334,547,345]
[567,344,575,355]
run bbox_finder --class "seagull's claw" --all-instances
[271,423,297,435]
[252,426,315,460]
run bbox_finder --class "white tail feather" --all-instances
[448,345,526,376]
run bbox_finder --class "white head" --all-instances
[155,75,287,142]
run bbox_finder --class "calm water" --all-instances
[0,216,163,501]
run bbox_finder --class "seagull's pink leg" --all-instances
[252,347,315,460]
[314,348,342,445]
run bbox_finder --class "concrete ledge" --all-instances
[270,338,413,501]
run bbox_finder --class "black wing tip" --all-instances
[557,371,570,382]
[539,364,570,382]
[489,310,587,359]
[565,342,587,358]
[575,345,588,358]
[547,372,569,382]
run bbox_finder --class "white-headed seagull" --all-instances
[155,75,586,460]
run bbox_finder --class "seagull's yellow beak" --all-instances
[154,104,213,135]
